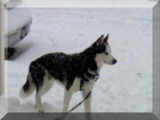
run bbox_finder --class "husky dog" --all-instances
[20,34,117,119]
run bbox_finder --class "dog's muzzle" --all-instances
[112,59,117,64]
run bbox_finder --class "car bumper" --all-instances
[5,19,32,47]
[5,8,32,47]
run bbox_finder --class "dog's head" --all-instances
[92,34,117,65]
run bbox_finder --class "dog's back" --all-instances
[20,51,92,96]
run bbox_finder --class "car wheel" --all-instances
[5,47,16,60]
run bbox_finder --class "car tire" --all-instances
[5,47,16,60]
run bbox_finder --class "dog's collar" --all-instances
[85,72,100,81]
[80,72,100,91]
[85,72,99,81]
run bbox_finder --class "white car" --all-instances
[4,0,32,59]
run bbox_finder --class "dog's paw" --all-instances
[34,105,37,109]
[38,108,44,113]
[39,111,44,113]
[37,106,44,113]
[38,109,44,113]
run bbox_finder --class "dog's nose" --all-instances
[112,59,117,64]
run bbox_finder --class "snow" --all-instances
[1,0,158,8]
[19,0,158,8]
[0,96,7,118]
[4,7,153,115]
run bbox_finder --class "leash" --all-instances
[55,91,92,120]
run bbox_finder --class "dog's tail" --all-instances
[20,73,35,98]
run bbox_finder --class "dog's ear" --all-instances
[95,35,104,46]
[104,34,109,43]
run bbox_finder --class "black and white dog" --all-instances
[20,34,117,118]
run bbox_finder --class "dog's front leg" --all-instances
[82,90,92,120]
[62,89,73,113]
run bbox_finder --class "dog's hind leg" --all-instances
[35,86,44,112]
[62,89,73,112]
[35,76,54,112]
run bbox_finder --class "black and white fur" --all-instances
[20,34,117,120]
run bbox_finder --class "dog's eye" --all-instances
[104,52,109,55]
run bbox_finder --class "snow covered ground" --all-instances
[0,96,7,118]
[20,0,157,8]
[5,8,153,113]
[2,0,158,8]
